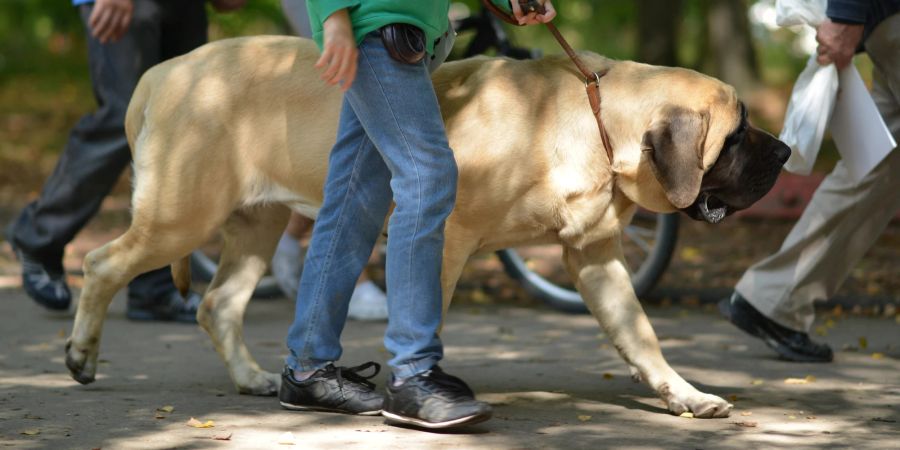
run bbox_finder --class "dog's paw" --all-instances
[667,392,732,418]
[236,370,281,396]
[659,383,732,418]
[64,339,97,385]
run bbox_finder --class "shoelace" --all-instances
[332,362,381,396]
[416,367,474,401]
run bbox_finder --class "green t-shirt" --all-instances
[306,0,512,53]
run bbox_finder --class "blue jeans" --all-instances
[285,34,458,380]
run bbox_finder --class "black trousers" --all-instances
[7,0,207,300]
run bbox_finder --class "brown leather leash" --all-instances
[481,0,615,165]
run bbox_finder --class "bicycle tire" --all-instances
[497,212,680,313]
[190,251,284,299]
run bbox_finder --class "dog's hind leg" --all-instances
[197,205,290,396]
[563,239,733,419]
[66,223,212,384]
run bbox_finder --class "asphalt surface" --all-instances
[0,286,897,449]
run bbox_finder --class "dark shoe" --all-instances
[382,366,492,429]
[126,290,201,323]
[8,241,71,311]
[719,292,833,362]
[279,363,384,415]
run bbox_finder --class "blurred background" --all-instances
[0,0,895,309]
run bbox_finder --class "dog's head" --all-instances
[639,95,790,224]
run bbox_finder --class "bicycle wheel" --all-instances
[497,212,680,313]
[190,248,284,299]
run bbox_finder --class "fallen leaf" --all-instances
[680,247,702,263]
[806,416,817,420]
[732,421,757,427]
[154,413,166,420]
[815,326,828,337]
[788,415,797,419]
[602,373,613,380]
[784,375,816,384]
[157,406,175,413]
[20,429,40,436]
[577,415,592,422]
[24,414,42,420]
[57,329,67,338]
[871,353,884,360]
[750,379,764,386]
[680,412,694,419]
[741,411,753,416]
[728,394,739,402]
[858,337,868,350]
[186,417,215,428]
[825,318,836,328]
[212,433,233,441]
[278,432,296,445]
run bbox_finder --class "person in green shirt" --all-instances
[280,0,555,430]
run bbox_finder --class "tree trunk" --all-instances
[699,0,761,93]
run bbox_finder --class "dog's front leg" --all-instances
[563,239,732,418]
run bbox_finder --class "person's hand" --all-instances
[511,0,556,25]
[209,0,248,12]
[88,0,133,44]
[815,19,864,70]
[315,9,357,92]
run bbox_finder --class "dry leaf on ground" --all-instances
[750,379,764,385]
[186,417,215,428]
[741,411,753,416]
[157,406,174,413]
[871,352,884,360]
[577,415,592,422]
[784,375,816,384]
[679,412,694,419]
[602,373,613,380]
[20,429,40,436]
[212,433,233,441]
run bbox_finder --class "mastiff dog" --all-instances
[65,36,789,419]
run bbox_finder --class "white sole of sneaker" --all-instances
[381,410,492,429]
[279,401,382,416]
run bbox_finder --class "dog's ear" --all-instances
[642,107,709,209]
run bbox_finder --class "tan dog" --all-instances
[65,36,789,419]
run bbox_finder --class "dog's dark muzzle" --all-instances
[681,127,791,224]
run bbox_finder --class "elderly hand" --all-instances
[511,0,557,25]
[88,0,133,44]
[316,9,358,92]
[815,19,864,70]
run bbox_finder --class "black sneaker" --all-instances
[279,363,384,415]
[382,366,492,429]
[126,290,201,323]
[9,242,71,311]
[719,292,833,362]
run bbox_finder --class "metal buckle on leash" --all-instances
[585,71,601,87]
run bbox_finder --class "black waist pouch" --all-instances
[380,23,426,64]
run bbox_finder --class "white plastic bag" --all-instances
[780,55,839,175]
[775,0,837,175]
[775,0,827,27]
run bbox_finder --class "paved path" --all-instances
[0,288,897,449]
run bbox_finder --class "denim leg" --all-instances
[345,35,458,379]
[285,98,394,372]
[285,35,457,379]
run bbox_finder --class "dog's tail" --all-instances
[171,256,192,298]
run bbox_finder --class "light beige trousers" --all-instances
[736,13,900,332]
